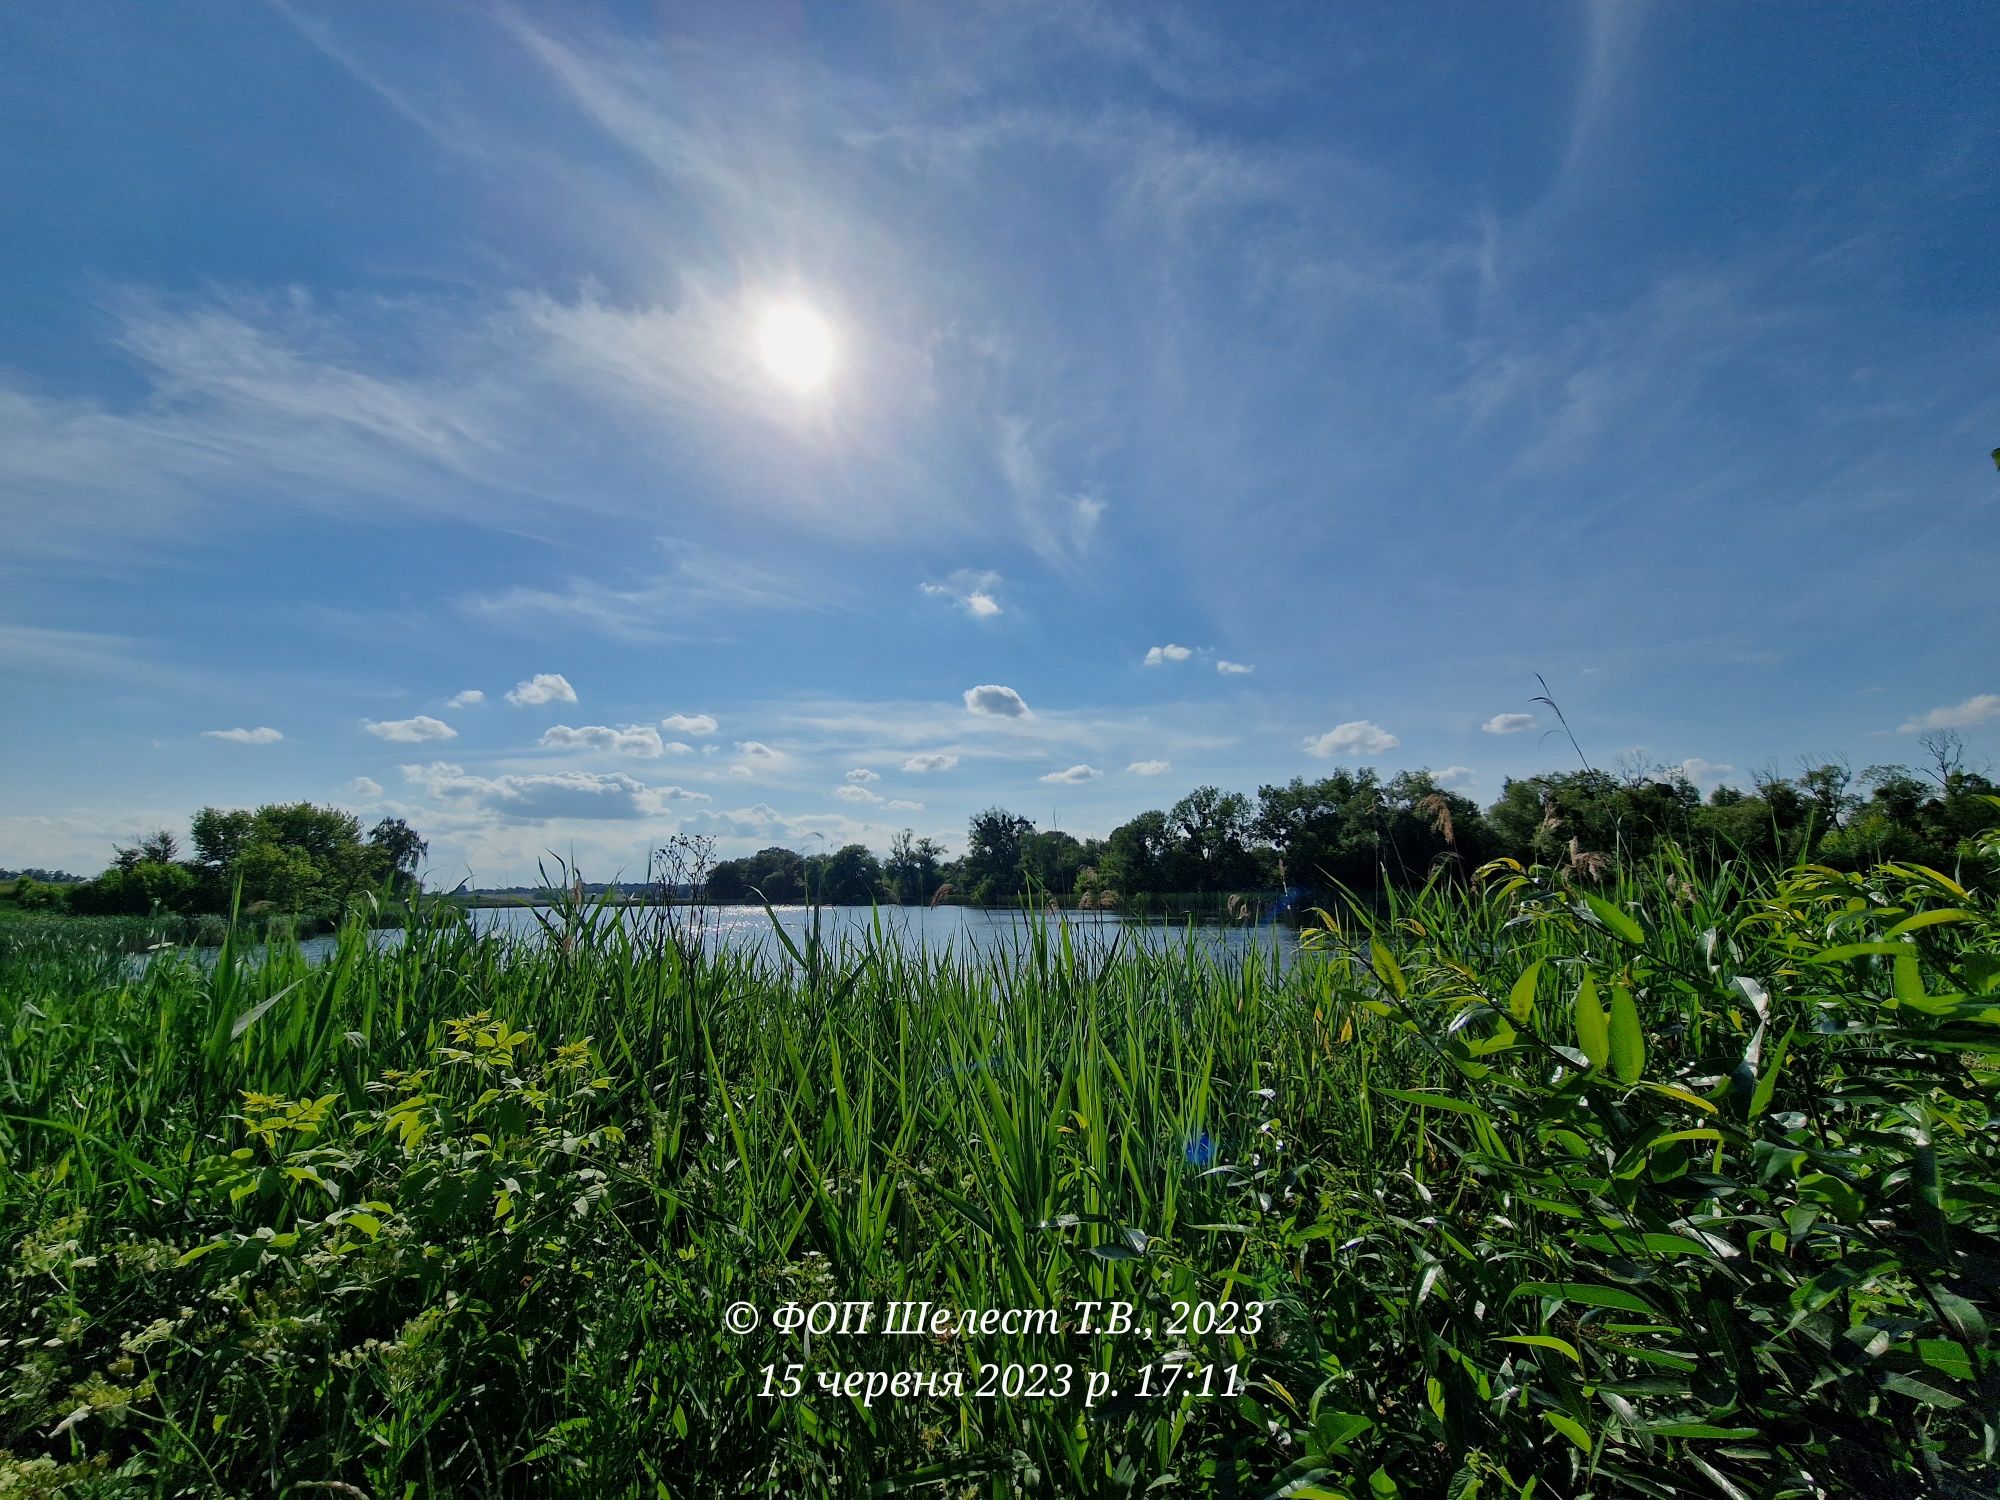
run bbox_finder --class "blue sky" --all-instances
[2,1,1994,883]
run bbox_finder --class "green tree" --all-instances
[883,829,947,905]
[810,844,883,905]
[367,817,429,892]
[962,808,1035,903]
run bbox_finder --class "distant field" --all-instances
[1,853,1995,1496]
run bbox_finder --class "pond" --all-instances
[251,902,1323,971]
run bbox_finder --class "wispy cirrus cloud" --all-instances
[920,569,1004,619]
[1898,695,1999,733]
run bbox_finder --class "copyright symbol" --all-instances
[724,1301,759,1335]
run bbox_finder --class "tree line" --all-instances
[40,804,429,920]
[702,732,1998,908]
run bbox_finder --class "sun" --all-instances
[758,302,835,392]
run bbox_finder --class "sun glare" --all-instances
[758,302,835,392]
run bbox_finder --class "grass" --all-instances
[1,844,1996,1497]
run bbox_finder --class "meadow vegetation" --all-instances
[3,818,1999,1497]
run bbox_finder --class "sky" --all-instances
[1,1,1995,885]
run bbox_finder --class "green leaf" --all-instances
[1575,973,1610,1070]
[1371,939,1407,1000]
[1915,1338,1973,1382]
[1892,953,1926,1006]
[1508,959,1543,1024]
[1511,1281,1658,1315]
[1494,1334,1582,1364]
[1583,892,1645,947]
[1644,1422,1760,1439]
[1608,984,1645,1084]
[1377,1087,1488,1118]
[1749,1025,1794,1119]
[1886,908,1971,936]
[1544,1411,1592,1453]
[1882,1371,1963,1408]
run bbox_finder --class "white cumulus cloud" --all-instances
[661,712,718,736]
[1899,694,1999,732]
[735,740,782,760]
[505,673,577,707]
[885,799,923,811]
[539,724,666,757]
[1040,764,1102,784]
[363,716,456,743]
[1303,720,1400,757]
[1434,766,1476,790]
[400,761,708,821]
[1127,759,1173,776]
[1216,660,1254,675]
[1482,713,1536,735]
[345,776,384,797]
[1143,644,1194,666]
[202,726,284,744]
[964,684,1030,718]
[446,689,484,708]
[903,752,959,772]
[845,768,880,783]
[1668,757,1735,785]
[835,783,882,804]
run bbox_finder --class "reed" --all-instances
[1,843,1995,1496]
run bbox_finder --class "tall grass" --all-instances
[1,847,1996,1496]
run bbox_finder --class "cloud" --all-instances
[1040,764,1102,784]
[401,761,708,820]
[1216,660,1254,675]
[446,689,485,708]
[465,539,831,646]
[1482,713,1536,735]
[505,673,577,707]
[539,723,666,757]
[661,712,718,736]
[845,768,880,783]
[920,569,1004,619]
[363,715,456,743]
[735,740,782,760]
[835,783,882,804]
[1143,644,1194,666]
[885,799,922,811]
[1668,757,1735,784]
[903,752,959,772]
[726,765,754,779]
[345,776,384,797]
[964,684,1030,718]
[202,726,284,744]
[1434,766,1476,790]
[1898,695,2000,733]
[997,417,1107,566]
[1303,720,1400,757]
[1127,759,1173,776]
